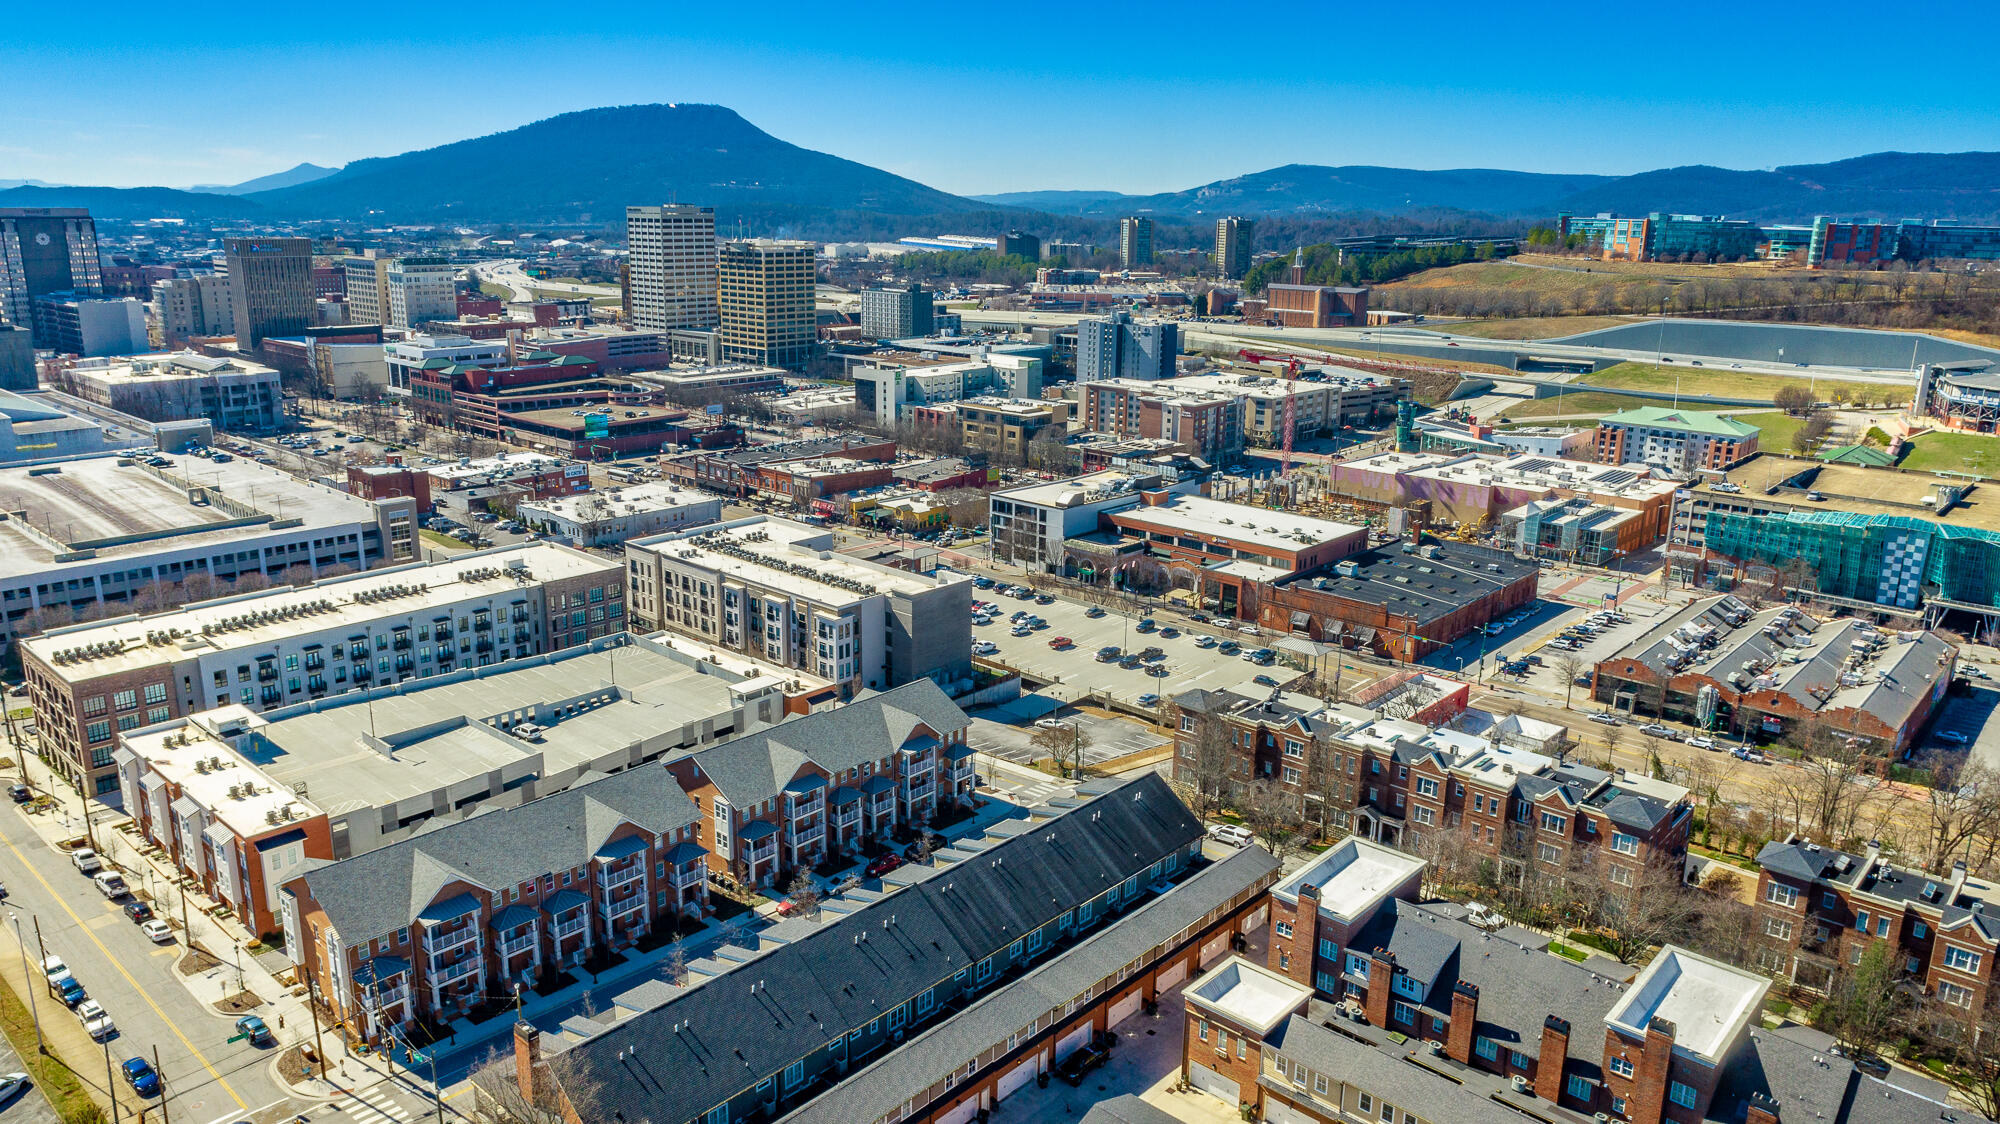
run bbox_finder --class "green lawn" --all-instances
[1420,315,1640,340]
[1897,429,2000,476]
[475,282,513,300]
[1729,411,1808,452]
[1582,362,1911,407]
[1496,391,1667,421]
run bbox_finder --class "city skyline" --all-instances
[6,0,1998,196]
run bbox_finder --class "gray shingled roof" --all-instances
[1707,1027,1979,1124]
[558,772,1203,1124]
[1265,1014,1526,1123]
[295,761,701,942]
[779,846,1280,1124]
[1079,1096,1188,1124]
[687,680,968,807]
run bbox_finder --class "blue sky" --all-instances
[6,0,1998,195]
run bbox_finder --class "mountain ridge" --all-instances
[190,162,341,195]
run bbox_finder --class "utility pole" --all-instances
[101,1036,120,1124]
[10,914,41,1054]
[152,1045,168,1124]
[303,966,328,1081]
[32,917,48,999]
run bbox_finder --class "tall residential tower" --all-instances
[1119,216,1154,268]
[1215,216,1255,280]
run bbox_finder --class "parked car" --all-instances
[121,1057,159,1097]
[235,1015,274,1046]
[54,977,86,1008]
[93,872,129,899]
[1035,594,1055,605]
[1048,636,1072,649]
[1463,902,1508,932]
[70,848,101,874]
[1687,737,1717,751]
[1056,1041,1109,1086]
[972,641,999,656]
[0,1073,29,1106]
[1136,693,1161,707]
[1096,646,1121,662]
[40,956,68,986]
[122,901,153,923]
[864,853,904,878]
[140,920,174,944]
[1158,626,1180,639]
[1936,730,1971,746]
[1588,712,1621,726]
[1253,675,1280,688]
[1085,606,1107,619]
[1238,624,1261,637]
[1193,635,1217,648]
[1034,718,1068,730]
[1641,724,1676,739]
[76,999,114,1040]
[6,784,27,803]
[1732,747,1771,764]
[1188,612,1209,623]
[1206,824,1254,848]
[1135,618,1156,633]
[1011,626,1032,637]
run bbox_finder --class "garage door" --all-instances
[935,1097,980,1124]
[1054,1024,1092,1063]
[1263,1096,1316,1124]
[1239,904,1269,934]
[1199,932,1231,967]
[1155,959,1188,992]
[1188,1062,1241,1105]
[1107,989,1144,1028]
[996,1057,1037,1101]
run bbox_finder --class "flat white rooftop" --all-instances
[24,543,617,677]
[1112,494,1363,554]
[1184,956,1313,1035]
[634,516,950,604]
[994,469,1157,509]
[519,481,717,522]
[428,451,576,483]
[122,706,320,839]
[1605,945,1768,1063]
[1270,834,1425,920]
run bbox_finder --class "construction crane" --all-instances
[1236,348,1302,488]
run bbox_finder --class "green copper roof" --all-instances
[1600,406,1761,438]
[1817,443,1898,467]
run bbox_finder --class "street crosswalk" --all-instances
[338,1086,415,1124]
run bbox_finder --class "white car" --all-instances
[1206,824,1254,848]
[76,999,115,1040]
[1238,625,1261,637]
[1686,737,1717,751]
[0,1073,28,1106]
[1192,635,1217,648]
[140,919,174,944]
[1034,718,1068,731]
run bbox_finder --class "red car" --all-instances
[865,853,904,878]
[1048,636,1072,649]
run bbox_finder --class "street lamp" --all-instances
[8,913,41,1055]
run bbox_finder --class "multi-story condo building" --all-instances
[340,253,392,327]
[626,515,972,698]
[859,283,934,339]
[997,230,1040,260]
[657,434,897,497]
[852,353,1043,426]
[1591,595,1952,757]
[1753,834,2000,1011]
[149,274,234,346]
[224,237,314,348]
[1074,376,1242,457]
[1215,216,1254,279]
[0,208,101,346]
[1119,216,1154,267]
[1592,406,1759,471]
[626,204,718,331]
[514,772,1249,1124]
[1078,369,1410,452]
[957,396,1068,459]
[1076,309,1178,382]
[384,257,456,330]
[51,350,282,431]
[286,761,709,1034]
[1173,685,1693,877]
[718,239,815,370]
[665,679,974,886]
[517,482,725,547]
[26,542,622,794]
[28,293,147,357]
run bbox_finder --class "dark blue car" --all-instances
[121,1057,159,1097]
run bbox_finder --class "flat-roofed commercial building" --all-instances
[382,333,507,395]
[26,542,624,793]
[626,514,972,698]
[626,204,718,331]
[859,283,934,339]
[340,253,392,327]
[1328,449,1679,542]
[50,350,282,431]
[1593,406,1759,471]
[517,481,724,547]
[957,396,1068,460]
[719,240,815,370]
[384,257,456,330]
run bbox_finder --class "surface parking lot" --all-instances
[967,711,1166,769]
[970,585,1319,708]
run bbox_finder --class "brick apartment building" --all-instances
[659,435,897,497]
[1258,283,1369,328]
[1592,407,1760,472]
[1753,833,2000,1010]
[664,679,975,888]
[285,761,711,1037]
[1172,686,1693,883]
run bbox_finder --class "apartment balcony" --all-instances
[353,665,373,680]
[599,895,646,922]
[474,619,494,632]
[788,824,824,848]
[303,657,326,672]
[256,667,278,683]
[671,864,704,890]
[434,629,453,642]
[359,982,409,1011]
[394,658,415,674]
[497,933,537,957]
[510,611,531,625]
[259,688,283,707]
[392,637,412,651]
[596,863,643,889]
[512,629,533,645]
[550,918,587,941]
[423,926,478,955]
[349,646,369,661]
[431,957,480,985]
[744,841,777,865]
[903,780,934,802]
[475,640,495,654]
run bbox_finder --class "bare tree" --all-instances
[466,1045,600,1124]
[1178,711,1238,819]
[1031,722,1092,780]
[1408,821,1484,900]
[1910,751,2000,873]
[1918,987,2000,1118]
[1553,653,1588,709]
[1590,860,1710,963]
[1815,942,1911,1062]
[783,868,821,920]
[1238,779,1304,858]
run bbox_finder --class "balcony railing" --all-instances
[423,926,478,954]
[672,865,704,889]
[597,863,643,889]
[550,918,587,940]
[600,895,646,921]
[498,933,537,957]
[359,983,409,1010]
[392,637,412,651]
[256,667,278,682]
[432,957,480,985]
[788,824,824,847]
[434,629,453,642]
[474,619,494,632]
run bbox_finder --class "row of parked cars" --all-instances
[1547,609,1630,653]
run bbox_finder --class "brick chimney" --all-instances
[514,1021,544,1103]
[1273,883,1321,990]
[1628,1017,1679,1124]
[1446,982,1479,1063]
[1364,949,1397,1028]
[1745,1093,1780,1124]
[1535,1016,1571,1102]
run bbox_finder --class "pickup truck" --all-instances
[93,872,129,899]
[70,848,102,875]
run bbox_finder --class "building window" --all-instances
[1611,832,1639,855]
[1764,917,1792,940]
[1413,807,1434,826]
[1318,938,1338,962]
[1611,1096,1627,1115]
[1416,778,1437,797]
[1940,980,1975,1008]
[1275,921,1293,940]
[1916,922,1929,939]
[1538,843,1561,864]
[1766,883,1798,908]
[1945,946,1983,974]
[1608,1055,1634,1078]
[1476,1037,1498,1061]
[1392,1000,1416,1025]
[1539,811,1567,833]
[1669,1082,1697,1109]
[1566,1074,1592,1101]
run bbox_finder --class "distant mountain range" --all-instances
[189,162,340,195]
[9,104,2000,232]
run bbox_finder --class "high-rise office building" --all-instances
[1215,216,1255,280]
[1076,309,1179,382]
[149,274,234,346]
[1119,216,1154,268]
[718,240,815,370]
[385,257,456,329]
[998,230,1041,260]
[1,208,101,347]
[859,283,934,339]
[340,252,392,326]
[224,237,313,348]
[626,205,718,331]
